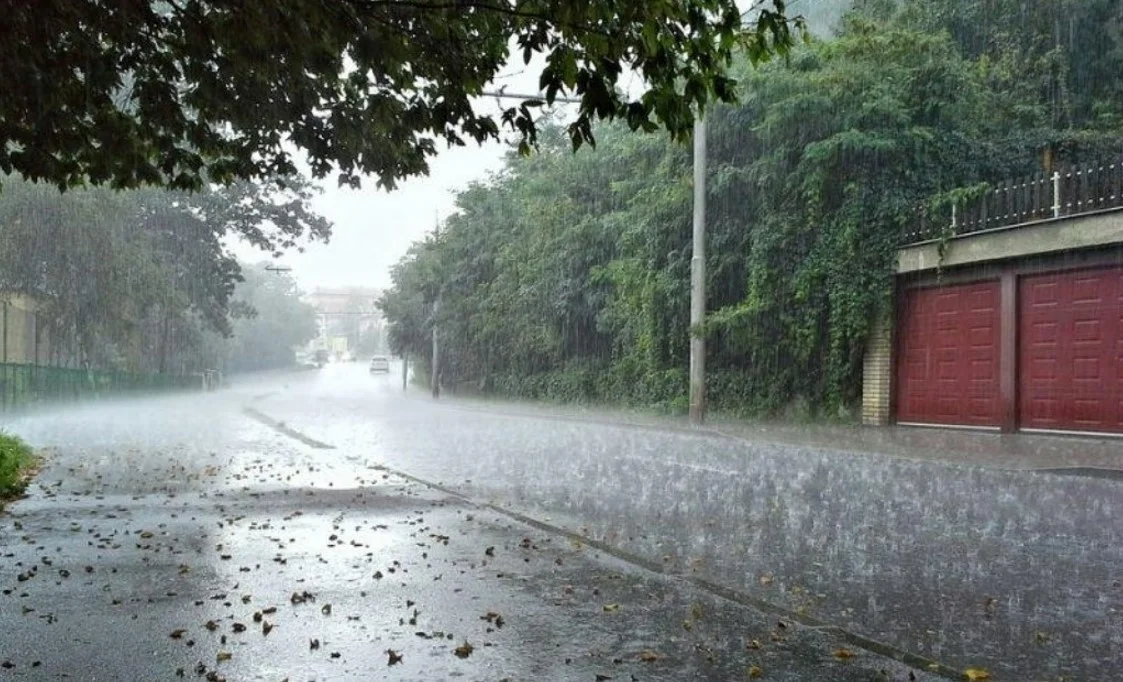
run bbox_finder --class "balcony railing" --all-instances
[901,158,1123,244]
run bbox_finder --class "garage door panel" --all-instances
[896,281,1001,427]
[1018,266,1123,433]
[1072,275,1105,303]
[1073,318,1101,341]
[969,359,995,380]
[1026,281,1060,305]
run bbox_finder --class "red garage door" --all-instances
[896,281,1001,427]
[1019,266,1123,433]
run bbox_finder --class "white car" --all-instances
[369,356,390,373]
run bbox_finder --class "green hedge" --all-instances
[0,432,34,498]
[0,363,199,411]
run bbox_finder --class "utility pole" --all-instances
[478,88,709,422]
[689,116,707,425]
[431,298,440,399]
[431,217,441,399]
[402,353,409,393]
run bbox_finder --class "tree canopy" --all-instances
[0,173,328,373]
[380,0,1123,417]
[223,265,319,373]
[0,0,800,192]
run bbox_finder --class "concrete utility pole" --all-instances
[479,88,709,422]
[431,298,440,399]
[431,218,441,399]
[689,116,707,425]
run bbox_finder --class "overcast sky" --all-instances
[236,1,846,293]
[239,63,565,293]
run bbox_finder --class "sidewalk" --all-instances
[429,394,1123,473]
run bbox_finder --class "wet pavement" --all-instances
[0,378,942,681]
[436,395,1123,473]
[248,363,1123,681]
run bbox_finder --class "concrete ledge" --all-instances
[898,209,1123,273]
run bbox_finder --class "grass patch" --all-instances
[0,432,36,502]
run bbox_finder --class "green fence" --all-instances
[0,363,200,411]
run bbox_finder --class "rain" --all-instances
[3,2,1123,681]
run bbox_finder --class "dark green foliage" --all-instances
[380,4,1123,417]
[0,0,800,192]
[0,432,34,498]
[0,174,328,374]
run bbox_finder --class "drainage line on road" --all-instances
[242,407,336,449]
[245,404,965,682]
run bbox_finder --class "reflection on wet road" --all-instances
[258,362,1123,681]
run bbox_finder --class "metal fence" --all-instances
[0,363,201,411]
[902,158,1123,244]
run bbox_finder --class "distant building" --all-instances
[304,287,386,355]
[1,293,48,365]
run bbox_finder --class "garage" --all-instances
[871,168,1123,436]
[895,281,1002,427]
[1019,266,1123,433]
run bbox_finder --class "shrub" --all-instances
[0,433,34,498]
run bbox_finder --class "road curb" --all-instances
[414,397,1123,481]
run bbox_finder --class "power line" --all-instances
[480,90,582,104]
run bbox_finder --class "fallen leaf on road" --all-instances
[637,650,663,662]
[215,651,231,663]
[602,603,620,613]
[833,648,855,661]
[290,591,314,604]
[748,665,764,678]
[169,629,187,639]
[454,641,474,658]
[387,649,403,666]
[964,669,991,681]
[262,621,274,636]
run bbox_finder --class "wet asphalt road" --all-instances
[0,372,942,681]
[249,363,1123,682]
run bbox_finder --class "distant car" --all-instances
[369,356,390,373]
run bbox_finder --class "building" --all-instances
[863,162,1123,436]
[1,294,48,365]
[305,287,386,356]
